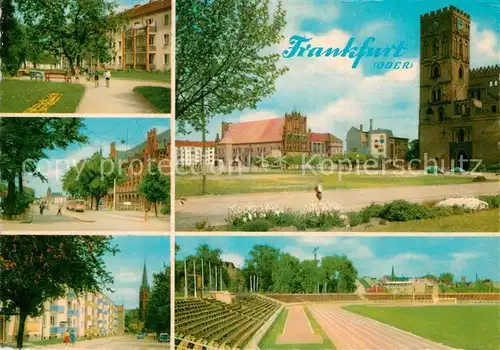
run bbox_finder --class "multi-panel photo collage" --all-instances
[0,0,498,349]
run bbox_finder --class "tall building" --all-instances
[139,262,150,322]
[346,119,409,161]
[108,0,172,71]
[418,6,500,169]
[0,290,121,343]
[176,140,216,167]
[214,111,343,166]
[105,128,170,211]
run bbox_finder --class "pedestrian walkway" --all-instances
[276,306,323,344]
[75,78,169,114]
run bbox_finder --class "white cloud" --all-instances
[450,251,483,272]
[239,111,282,122]
[470,22,500,68]
[116,269,141,283]
[221,252,245,268]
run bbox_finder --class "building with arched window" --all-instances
[419,6,500,169]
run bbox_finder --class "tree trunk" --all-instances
[18,172,23,194]
[16,307,28,349]
[95,196,100,211]
[90,197,94,211]
[201,98,207,194]
[4,179,16,219]
[154,202,158,217]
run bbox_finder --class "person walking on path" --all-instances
[69,330,76,347]
[57,202,62,216]
[314,180,323,202]
[63,330,70,347]
[39,202,44,215]
[104,70,111,88]
[94,67,99,88]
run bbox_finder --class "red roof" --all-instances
[310,132,342,143]
[176,140,216,147]
[126,0,171,18]
[220,118,285,144]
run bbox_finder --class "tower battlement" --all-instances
[420,5,470,20]
[470,65,500,79]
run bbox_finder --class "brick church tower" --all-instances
[139,262,150,322]
[419,6,500,169]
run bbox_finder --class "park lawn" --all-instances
[344,305,500,349]
[176,173,482,197]
[0,79,85,113]
[134,86,171,113]
[111,70,170,82]
[362,208,500,232]
[259,307,335,350]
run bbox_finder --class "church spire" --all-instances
[141,261,149,289]
[391,265,395,281]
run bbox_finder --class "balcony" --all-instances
[67,310,79,317]
[50,305,64,313]
[149,45,156,53]
[149,25,157,33]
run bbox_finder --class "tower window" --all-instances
[423,41,428,58]
[437,88,441,101]
[442,38,448,56]
[433,39,439,56]
[438,107,445,122]
[459,39,463,58]
[431,64,440,79]
[458,129,465,143]
[432,90,437,102]
[459,66,463,79]
[478,91,481,100]
[426,107,434,115]
[492,105,497,113]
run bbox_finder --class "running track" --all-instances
[309,305,453,349]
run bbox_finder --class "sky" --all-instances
[179,0,499,144]
[102,235,170,309]
[26,117,170,197]
[176,236,500,282]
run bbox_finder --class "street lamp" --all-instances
[249,144,252,173]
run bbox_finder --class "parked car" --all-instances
[136,333,145,339]
[158,333,170,343]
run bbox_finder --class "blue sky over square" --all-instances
[176,236,500,282]
[180,0,499,145]
[26,117,170,197]
[103,235,170,309]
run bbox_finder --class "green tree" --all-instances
[439,272,454,286]
[62,152,124,210]
[138,162,170,217]
[0,235,118,349]
[125,309,140,333]
[406,139,420,163]
[0,0,26,76]
[15,0,125,73]
[145,265,170,334]
[245,245,280,292]
[0,118,87,219]
[176,0,288,131]
[272,253,300,293]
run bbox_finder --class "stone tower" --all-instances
[139,262,150,322]
[419,6,471,168]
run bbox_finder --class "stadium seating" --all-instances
[265,293,362,303]
[175,295,280,349]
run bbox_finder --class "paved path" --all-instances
[276,306,322,344]
[76,78,169,114]
[309,305,452,349]
[39,335,168,349]
[175,181,500,230]
[1,206,170,232]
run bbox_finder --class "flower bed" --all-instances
[23,93,62,113]
[437,197,489,211]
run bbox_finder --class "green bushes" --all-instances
[479,195,500,208]
[380,200,432,222]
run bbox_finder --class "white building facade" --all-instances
[176,141,216,167]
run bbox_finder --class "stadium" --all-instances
[174,243,500,350]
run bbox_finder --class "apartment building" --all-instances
[176,141,216,167]
[109,0,172,71]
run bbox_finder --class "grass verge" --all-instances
[111,70,170,82]
[0,79,85,113]
[134,86,171,113]
[344,305,500,349]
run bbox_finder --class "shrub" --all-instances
[360,203,385,222]
[380,200,431,222]
[472,176,487,182]
[479,195,500,208]
[237,218,272,232]
[347,212,364,227]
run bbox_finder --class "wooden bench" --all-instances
[45,71,71,83]
[30,71,43,81]
[16,68,30,77]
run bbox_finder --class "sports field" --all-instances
[344,304,500,349]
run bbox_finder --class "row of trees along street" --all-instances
[0,0,126,76]
[175,244,358,295]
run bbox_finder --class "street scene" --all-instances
[0,236,170,349]
[0,0,171,114]
[174,236,500,350]
[175,1,500,232]
[0,117,171,232]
